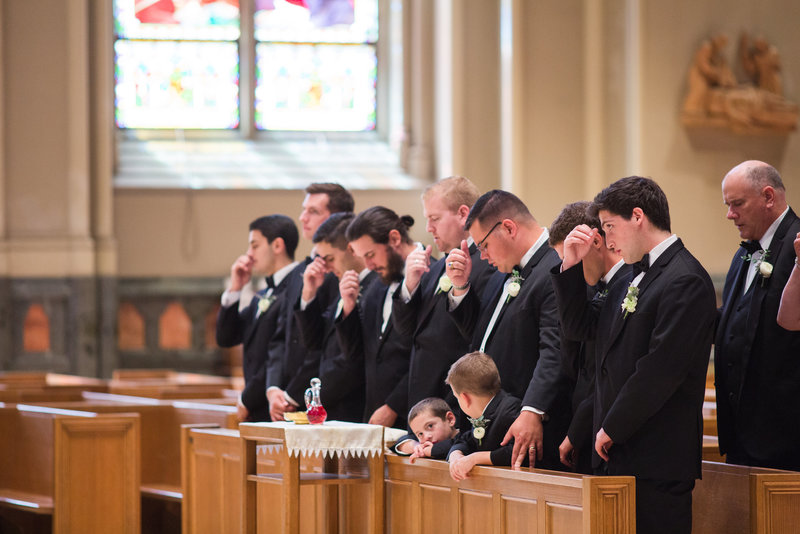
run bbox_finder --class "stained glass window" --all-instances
[254,0,378,131]
[114,0,241,130]
[114,0,379,131]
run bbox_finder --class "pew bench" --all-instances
[0,403,140,533]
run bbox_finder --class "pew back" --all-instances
[0,404,140,533]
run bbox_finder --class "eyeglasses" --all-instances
[476,221,503,252]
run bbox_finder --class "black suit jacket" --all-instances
[215,277,290,421]
[715,209,800,470]
[449,243,571,469]
[554,264,632,473]
[447,390,528,467]
[336,278,412,429]
[392,244,495,412]
[295,272,378,422]
[554,239,716,481]
[266,258,339,404]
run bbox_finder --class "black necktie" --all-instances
[740,240,761,255]
[631,254,650,278]
[265,276,275,290]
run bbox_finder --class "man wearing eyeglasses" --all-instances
[446,189,571,471]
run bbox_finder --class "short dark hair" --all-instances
[548,201,602,247]
[249,215,299,260]
[464,190,534,231]
[408,397,452,423]
[445,351,501,397]
[589,176,671,232]
[305,183,355,213]
[345,206,415,245]
[312,212,355,250]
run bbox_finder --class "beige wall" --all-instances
[114,189,427,277]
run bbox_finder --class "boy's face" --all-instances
[409,409,457,444]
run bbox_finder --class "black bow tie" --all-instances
[631,254,650,278]
[265,276,275,290]
[593,280,607,296]
[740,240,762,255]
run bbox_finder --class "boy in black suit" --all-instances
[554,177,716,534]
[446,352,528,481]
[393,397,460,460]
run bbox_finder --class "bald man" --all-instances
[716,160,800,471]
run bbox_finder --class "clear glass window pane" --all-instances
[254,0,378,44]
[255,43,376,131]
[115,40,240,129]
[114,0,240,41]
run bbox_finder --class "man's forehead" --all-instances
[303,193,330,209]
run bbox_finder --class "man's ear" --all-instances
[762,186,776,208]
[387,229,402,248]
[501,218,518,238]
[457,205,470,222]
[631,207,645,225]
[271,237,286,254]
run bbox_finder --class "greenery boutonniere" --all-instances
[256,294,277,318]
[505,269,524,303]
[435,274,453,295]
[620,285,639,318]
[467,415,491,446]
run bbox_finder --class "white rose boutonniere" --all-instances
[759,260,773,282]
[467,415,490,446]
[620,285,639,318]
[256,295,276,318]
[436,274,453,295]
[505,269,524,303]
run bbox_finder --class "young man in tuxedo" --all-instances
[216,215,299,422]
[548,201,627,475]
[445,190,570,471]
[266,183,354,422]
[294,212,377,422]
[336,207,418,429]
[554,176,716,534]
[392,176,494,426]
[716,160,800,471]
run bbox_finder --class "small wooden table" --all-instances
[240,421,385,534]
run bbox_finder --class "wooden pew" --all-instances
[703,400,718,436]
[183,425,378,534]
[0,372,108,404]
[27,393,238,502]
[702,435,725,463]
[694,461,800,534]
[385,455,634,534]
[109,370,235,399]
[0,403,140,533]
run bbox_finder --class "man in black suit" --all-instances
[445,190,570,471]
[294,212,377,422]
[266,183,354,422]
[336,207,418,429]
[555,176,716,534]
[716,160,800,471]
[548,201,627,475]
[393,176,494,422]
[216,215,300,422]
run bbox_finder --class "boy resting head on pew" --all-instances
[446,351,529,481]
[405,397,460,462]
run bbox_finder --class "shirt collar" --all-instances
[272,261,299,287]
[602,259,626,284]
[358,268,371,283]
[646,234,678,267]
[759,206,790,251]
[519,228,550,270]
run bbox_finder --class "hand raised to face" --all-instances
[446,240,472,294]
